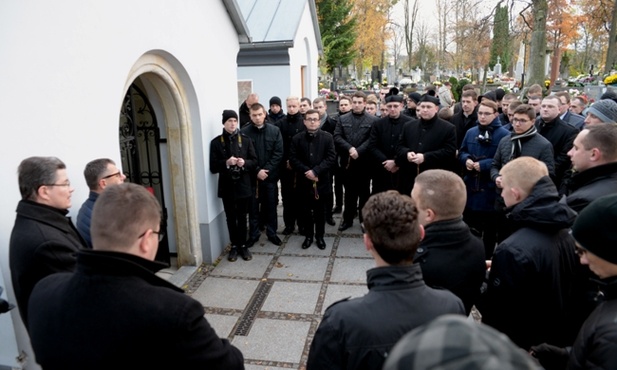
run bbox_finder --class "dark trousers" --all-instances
[371,166,404,195]
[343,161,371,223]
[249,181,278,240]
[334,162,344,208]
[463,209,498,259]
[301,191,326,238]
[222,196,250,247]
[280,167,300,229]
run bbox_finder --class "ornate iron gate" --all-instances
[119,83,170,265]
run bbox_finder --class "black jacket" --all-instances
[9,200,86,328]
[241,122,284,183]
[210,129,258,199]
[76,191,99,248]
[490,133,555,182]
[289,130,336,196]
[477,177,578,349]
[414,217,486,315]
[395,116,457,194]
[536,117,578,186]
[334,110,377,167]
[307,264,465,370]
[568,277,617,369]
[275,112,305,164]
[369,114,412,163]
[28,250,244,369]
[562,111,585,131]
[239,101,251,128]
[564,162,617,213]
[451,109,478,148]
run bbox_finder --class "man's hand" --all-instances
[466,159,474,171]
[495,175,503,188]
[349,147,359,160]
[383,160,399,173]
[257,169,269,181]
[410,153,424,165]
[236,158,245,168]
[286,160,292,170]
[226,156,238,166]
[305,170,318,181]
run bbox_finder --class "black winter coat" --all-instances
[414,217,486,315]
[306,264,465,370]
[275,112,305,164]
[210,129,258,199]
[76,191,98,248]
[241,122,284,183]
[9,200,86,328]
[568,277,617,369]
[564,162,617,213]
[395,116,457,194]
[536,117,578,186]
[451,109,478,148]
[28,250,244,370]
[289,130,336,196]
[369,114,412,163]
[334,111,377,167]
[490,133,555,182]
[477,176,578,349]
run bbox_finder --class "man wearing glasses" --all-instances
[27,183,244,369]
[76,158,126,248]
[9,156,87,329]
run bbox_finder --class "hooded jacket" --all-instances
[564,162,617,213]
[478,177,579,349]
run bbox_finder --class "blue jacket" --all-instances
[76,191,99,248]
[458,119,509,211]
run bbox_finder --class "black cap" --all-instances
[222,109,238,124]
[408,92,421,104]
[269,96,282,107]
[571,194,617,264]
[419,94,440,106]
[385,87,403,103]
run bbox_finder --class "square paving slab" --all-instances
[268,256,329,281]
[261,281,322,314]
[193,277,260,310]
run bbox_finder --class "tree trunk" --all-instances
[528,0,548,87]
[605,0,617,74]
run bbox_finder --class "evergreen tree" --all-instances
[489,5,512,72]
[315,0,357,74]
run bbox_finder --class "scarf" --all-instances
[510,125,537,159]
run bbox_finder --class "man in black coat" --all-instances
[411,170,486,315]
[564,124,617,212]
[210,110,258,262]
[450,89,478,148]
[9,156,87,329]
[289,109,336,249]
[27,183,244,369]
[241,103,284,247]
[329,96,352,215]
[369,88,412,195]
[396,94,457,196]
[334,91,378,231]
[307,191,465,370]
[239,92,259,128]
[536,95,579,188]
[275,97,305,235]
[478,157,579,350]
[314,97,338,225]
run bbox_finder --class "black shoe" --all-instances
[338,221,353,231]
[238,247,252,261]
[282,227,294,235]
[228,248,238,262]
[246,237,259,248]
[326,217,335,226]
[332,206,342,214]
[315,237,326,250]
[302,237,313,249]
[268,235,283,246]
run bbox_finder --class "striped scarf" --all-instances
[510,125,537,160]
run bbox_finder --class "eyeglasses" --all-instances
[305,118,320,122]
[138,229,165,242]
[101,171,121,180]
[477,111,495,116]
[43,181,71,187]
[575,246,587,257]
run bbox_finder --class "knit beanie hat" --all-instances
[222,109,238,124]
[269,96,282,107]
[383,315,541,370]
[601,88,617,103]
[571,193,617,264]
[587,99,617,123]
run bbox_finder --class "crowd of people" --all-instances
[7,83,617,369]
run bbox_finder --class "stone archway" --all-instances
[121,51,202,267]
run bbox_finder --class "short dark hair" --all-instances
[479,99,498,113]
[582,124,617,161]
[555,91,571,104]
[513,104,536,121]
[84,158,115,191]
[249,102,266,113]
[352,91,367,101]
[301,97,311,106]
[361,191,421,265]
[339,96,352,104]
[304,109,320,117]
[503,93,518,101]
[18,156,66,201]
[462,90,478,100]
[91,183,161,251]
[508,100,523,113]
[313,97,326,106]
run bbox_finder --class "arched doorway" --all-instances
[119,83,171,264]
[119,51,203,268]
